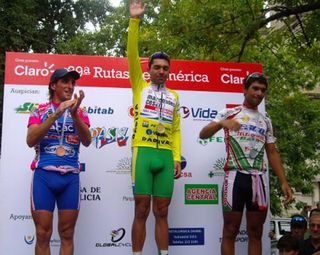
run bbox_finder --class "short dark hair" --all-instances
[277,234,300,252]
[243,72,268,90]
[310,208,320,218]
[148,52,170,68]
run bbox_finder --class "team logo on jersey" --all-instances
[142,121,149,127]
[241,115,250,122]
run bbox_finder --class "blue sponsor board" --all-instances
[169,228,204,246]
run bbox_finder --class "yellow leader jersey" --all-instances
[127,18,181,162]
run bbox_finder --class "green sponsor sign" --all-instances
[15,102,38,114]
[184,184,219,205]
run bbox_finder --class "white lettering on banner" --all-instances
[92,67,210,83]
[67,65,90,76]
[168,71,209,83]
[14,62,55,77]
[93,67,129,79]
[13,64,211,85]
[221,71,250,85]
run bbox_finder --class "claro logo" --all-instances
[15,62,55,77]
[220,73,247,84]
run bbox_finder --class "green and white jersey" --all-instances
[214,105,276,173]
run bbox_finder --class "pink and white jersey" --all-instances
[214,105,276,173]
[28,101,90,173]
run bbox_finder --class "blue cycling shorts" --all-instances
[31,169,80,212]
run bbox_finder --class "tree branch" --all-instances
[237,2,320,61]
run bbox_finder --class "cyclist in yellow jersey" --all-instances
[128,1,181,255]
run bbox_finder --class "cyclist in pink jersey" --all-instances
[27,68,91,255]
[200,72,293,255]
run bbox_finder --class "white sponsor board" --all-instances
[0,52,271,254]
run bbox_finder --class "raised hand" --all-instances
[71,90,85,116]
[282,182,293,204]
[55,99,77,118]
[221,119,241,131]
[130,0,147,18]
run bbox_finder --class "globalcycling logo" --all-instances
[83,106,114,115]
[111,228,126,242]
[95,227,132,248]
[179,106,217,121]
[24,235,35,245]
[15,102,38,114]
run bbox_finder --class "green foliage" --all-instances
[268,93,320,214]
[0,0,112,81]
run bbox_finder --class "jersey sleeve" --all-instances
[171,93,181,162]
[127,18,145,94]
[78,107,90,127]
[27,107,41,127]
[265,116,276,144]
[212,108,229,123]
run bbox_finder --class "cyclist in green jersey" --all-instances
[128,1,181,255]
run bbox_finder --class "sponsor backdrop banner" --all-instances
[0,52,271,254]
